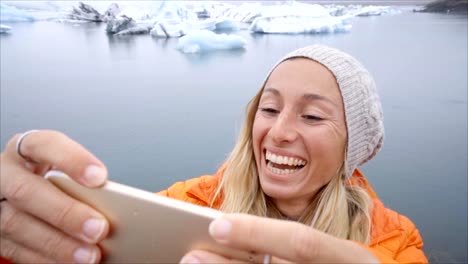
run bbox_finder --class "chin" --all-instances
[258,175,300,200]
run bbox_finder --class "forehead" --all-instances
[264,58,342,103]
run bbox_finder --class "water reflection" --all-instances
[179,48,246,65]
[150,36,177,50]
[107,33,137,59]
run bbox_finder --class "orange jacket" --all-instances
[158,166,428,264]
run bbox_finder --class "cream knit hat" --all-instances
[265,45,384,179]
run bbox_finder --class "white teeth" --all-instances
[265,150,306,166]
[267,161,299,175]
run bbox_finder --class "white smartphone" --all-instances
[45,170,263,263]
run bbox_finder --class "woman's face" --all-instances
[252,58,347,214]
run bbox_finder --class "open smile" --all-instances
[264,150,307,175]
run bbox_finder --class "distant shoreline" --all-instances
[300,1,430,5]
[223,1,430,6]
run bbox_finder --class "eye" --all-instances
[259,107,279,114]
[302,115,324,121]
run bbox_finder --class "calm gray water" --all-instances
[1,11,467,263]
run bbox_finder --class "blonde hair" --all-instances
[212,80,373,244]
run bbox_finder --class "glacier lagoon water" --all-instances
[1,12,467,263]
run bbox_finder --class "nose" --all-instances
[269,110,298,144]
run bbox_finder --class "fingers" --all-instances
[5,130,107,187]
[0,165,109,244]
[180,250,249,264]
[0,239,52,264]
[208,214,322,262]
[0,202,101,263]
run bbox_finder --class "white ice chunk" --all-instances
[243,2,352,34]
[261,2,330,18]
[327,4,402,17]
[150,18,228,38]
[222,2,262,23]
[154,1,197,22]
[214,18,239,31]
[103,3,120,22]
[177,30,246,53]
[2,1,63,11]
[250,15,351,34]
[68,2,103,22]
[106,15,136,33]
[353,6,398,16]
[150,20,187,38]
[0,24,12,34]
[115,24,151,35]
[186,19,217,31]
[0,3,35,22]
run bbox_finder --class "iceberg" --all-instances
[327,4,401,17]
[177,30,246,53]
[106,15,136,34]
[150,19,216,38]
[0,24,12,34]
[67,2,103,22]
[102,3,121,22]
[222,3,262,23]
[262,2,330,18]
[246,2,351,34]
[0,1,408,38]
[0,3,35,22]
[250,15,351,34]
[106,14,152,35]
[151,20,187,38]
[150,18,237,38]
[352,6,400,16]
[214,18,239,31]
[154,1,197,22]
[115,24,152,35]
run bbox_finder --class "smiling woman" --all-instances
[0,45,427,264]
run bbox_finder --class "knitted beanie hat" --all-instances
[264,45,384,179]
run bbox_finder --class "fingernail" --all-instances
[83,165,106,186]
[74,247,97,264]
[209,218,232,242]
[180,255,200,264]
[82,218,106,243]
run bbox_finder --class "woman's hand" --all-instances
[180,214,379,264]
[0,130,110,263]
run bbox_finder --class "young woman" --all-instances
[0,45,427,263]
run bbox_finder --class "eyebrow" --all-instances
[263,87,338,107]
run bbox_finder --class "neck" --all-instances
[271,196,315,221]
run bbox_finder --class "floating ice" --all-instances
[67,2,103,22]
[327,4,401,17]
[0,3,35,22]
[150,18,237,38]
[214,18,239,31]
[107,15,134,33]
[351,6,399,16]
[0,24,12,34]
[250,15,351,34]
[247,2,351,34]
[151,20,187,38]
[262,2,330,18]
[150,19,216,38]
[223,3,262,23]
[0,1,408,37]
[103,3,120,22]
[154,1,197,22]
[115,24,152,35]
[177,30,246,53]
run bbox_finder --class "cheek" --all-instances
[252,115,269,159]
[305,126,346,167]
